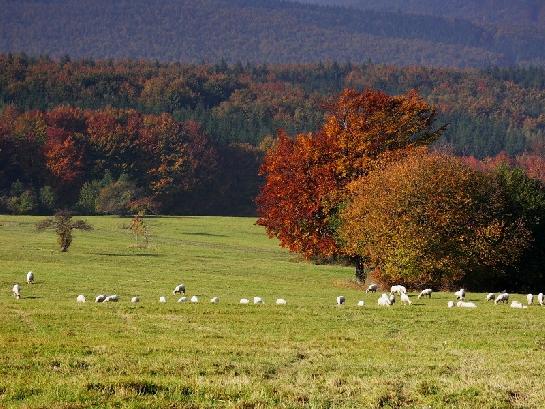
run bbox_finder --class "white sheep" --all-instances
[418,289,432,299]
[190,295,199,303]
[454,289,465,300]
[76,294,86,303]
[177,296,188,303]
[253,296,264,305]
[486,293,495,302]
[510,301,527,309]
[389,293,396,305]
[159,296,167,303]
[456,301,477,308]
[240,298,249,304]
[357,300,365,307]
[26,271,34,284]
[131,296,140,303]
[210,297,219,304]
[494,292,509,305]
[400,292,412,305]
[447,301,455,308]
[365,284,378,293]
[378,293,391,306]
[105,295,119,302]
[276,298,287,305]
[95,294,106,303]
[527,294,533,305]
[390,285,407,295]
[173,284,185,295]
[12,284,21,299]
[538,293,544,306]
[336,296,345,305]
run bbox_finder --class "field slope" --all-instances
[0,215,544,408]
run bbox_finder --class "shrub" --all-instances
[77,180,102,214]
[7,190,37,215]
[96,176,138,216]
[39,186,56,213]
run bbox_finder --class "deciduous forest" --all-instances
[1,54,545,216]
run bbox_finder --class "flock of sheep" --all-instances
[10,272,545,309]
[10,272,287,305]
[356,284,545,309]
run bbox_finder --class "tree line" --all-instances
[0,106,262,215]
[2,55,545,215]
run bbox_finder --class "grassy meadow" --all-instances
[1,215,544,408]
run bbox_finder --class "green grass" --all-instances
[1,215,544,408]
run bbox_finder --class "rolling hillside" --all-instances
[2,0,545,66]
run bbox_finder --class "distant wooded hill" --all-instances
[2,0,545,67]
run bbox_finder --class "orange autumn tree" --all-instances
[257,89,445,280]
[340,152,531,289]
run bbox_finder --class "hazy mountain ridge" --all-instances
[296,0,545,26]
[1,0,545,66]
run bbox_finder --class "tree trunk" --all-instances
[354,256,365,283]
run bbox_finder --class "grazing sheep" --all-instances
[390,285,407,295]
[159,296,167,303]
[494,292,509,305]
[76,294,86,303]
[190,295,199,303]
[366,284,378,293]
[26,271,34,284]
[357,300,365,307]
[12,284,21,299]
[389,293,396,305]
[177,296,188,303]
[131,296,140,303]
[456,301,477,308]
[447,301,455,308]
[240,298,250,304]
[400,292,412,305]
[486,293,495,302]
[418,289,432,299]
[538,293,544,306]
[95,294,106,303]
[527,294,533,305]
[105,295,119,302]
[173,284,186,295]
[378,293,391,306]
[511,301,527,309]
[454,289,465,300]
[276,298,287,305]
[210,297,219,304]
[336,296,345,305]
[253,296,264,305]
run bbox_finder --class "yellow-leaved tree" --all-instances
[340,151,531,289]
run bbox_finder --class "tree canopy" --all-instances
[341,152,532,289]
[257,89,443,268]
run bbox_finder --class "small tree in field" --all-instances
[36,211,93,252]
[129,212,150,248]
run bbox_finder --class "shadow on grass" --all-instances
[183,232,227,237]
[93,253,160,257]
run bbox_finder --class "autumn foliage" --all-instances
[341,152,532,289]
[257,89,443,260]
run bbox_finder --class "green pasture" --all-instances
[0,215,544,408]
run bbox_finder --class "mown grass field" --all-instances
[1,215,544,408]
